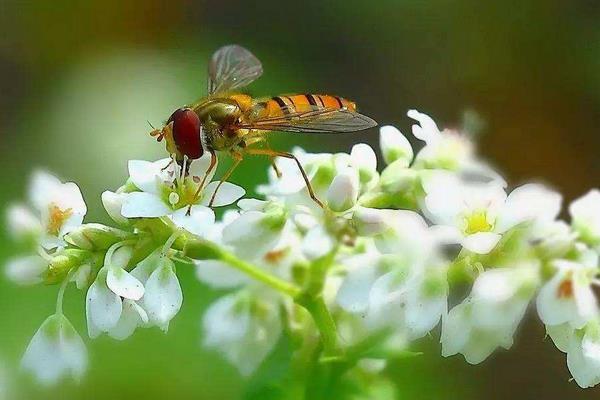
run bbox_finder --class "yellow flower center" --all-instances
[463,211,493,235]
[47,203,73,236]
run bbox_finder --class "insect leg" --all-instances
[245,148,324,208]
[208,153,243,207]
[192,149,218,202]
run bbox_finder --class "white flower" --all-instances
[139,257,182,332]
[86,268,123,338]
[105,246,144,301]
[537,259,598,329]
[203,290,282,376]
[336,252,447,340]
[120,155,243,236]
[21,314,87,385]
[423,173,561,254]
[570,189,600,247]
[407,109,474,171]
[5,256,47,285]
[441,265,539,363]
[13,171,87,250]
[379,125,414,167]
[326,168,359,212]
[564,323,600,388]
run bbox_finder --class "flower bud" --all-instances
[101,191,129,225]
[352,207,388,236]
[379,125,414,167]
[327,169,359,212]
[65,223,129,251]
[46,249,89,284]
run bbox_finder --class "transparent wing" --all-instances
[208,45,263,95]
[237,105,377,134]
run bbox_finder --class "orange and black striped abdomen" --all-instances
[265,94,357,116]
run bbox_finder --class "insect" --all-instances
[150,44,377,208]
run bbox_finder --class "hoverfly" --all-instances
[150,45,377,207]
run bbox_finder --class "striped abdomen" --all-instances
[264,94,357,117]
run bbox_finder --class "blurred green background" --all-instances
[1,1,599,399]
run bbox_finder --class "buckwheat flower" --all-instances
[565,322,600,388]
[537,259,598,329]
[379,125,414,167]
[423,173,561,254]
[203,290,282,376]
[131,251,183,332]
[86,268,123,338]
[140,257,182,332]
[24,171,87,250]
[407,109,474,171]
[5,255,47,285]
[336,252,448,339]
[441,264,539,363]
[569,189,600,247]
[120,155,243,235]
[21,314,87,385]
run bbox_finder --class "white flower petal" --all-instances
[302,225,334,260]
[407,109,441,144]
[188,152,218,183]
[21,314,87,385]
[569,189,600,243]
[327,169,359,212]
[201,181,245,207]
[86,269,122,336]
[122,192,171,218]
[101,191,129,225]
[546,323,573,353]
[6,204,41,239]
[496,183,562,233]
[379,125,414,166]
[350,143,377,172]
[169,205,215,236]
[128,159,170,194]
[142,258,182,330]
[441,302,471,357]
[108,299,148,340]
[107,267,144,301]
[536,270,578,327]
[5,256,47,285]
[29,170,62,211]
[222,210,284,259]
[462,232,502,254]
[195,259,251,289]
[336,257,380,313]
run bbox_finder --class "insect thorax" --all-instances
[194,98,245,151]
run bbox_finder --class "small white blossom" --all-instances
[537,259,598,329]
[21,314,87,385]
[203,290,282,376]
[140,257,182,332]
[441,265,539,364]
[101,191,129,225]
[120,155,243,235]
[424,173,561,254]
[86,268,123,338]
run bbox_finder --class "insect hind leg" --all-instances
[245,148,324,208]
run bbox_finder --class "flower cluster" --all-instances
[5,109,600,393]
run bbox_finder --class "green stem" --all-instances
[300,295,340,357]
[55,268,76,315]
[219,251,302,298]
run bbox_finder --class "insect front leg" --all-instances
[207,152,243,207]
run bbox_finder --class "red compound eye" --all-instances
[168,108,203,159]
